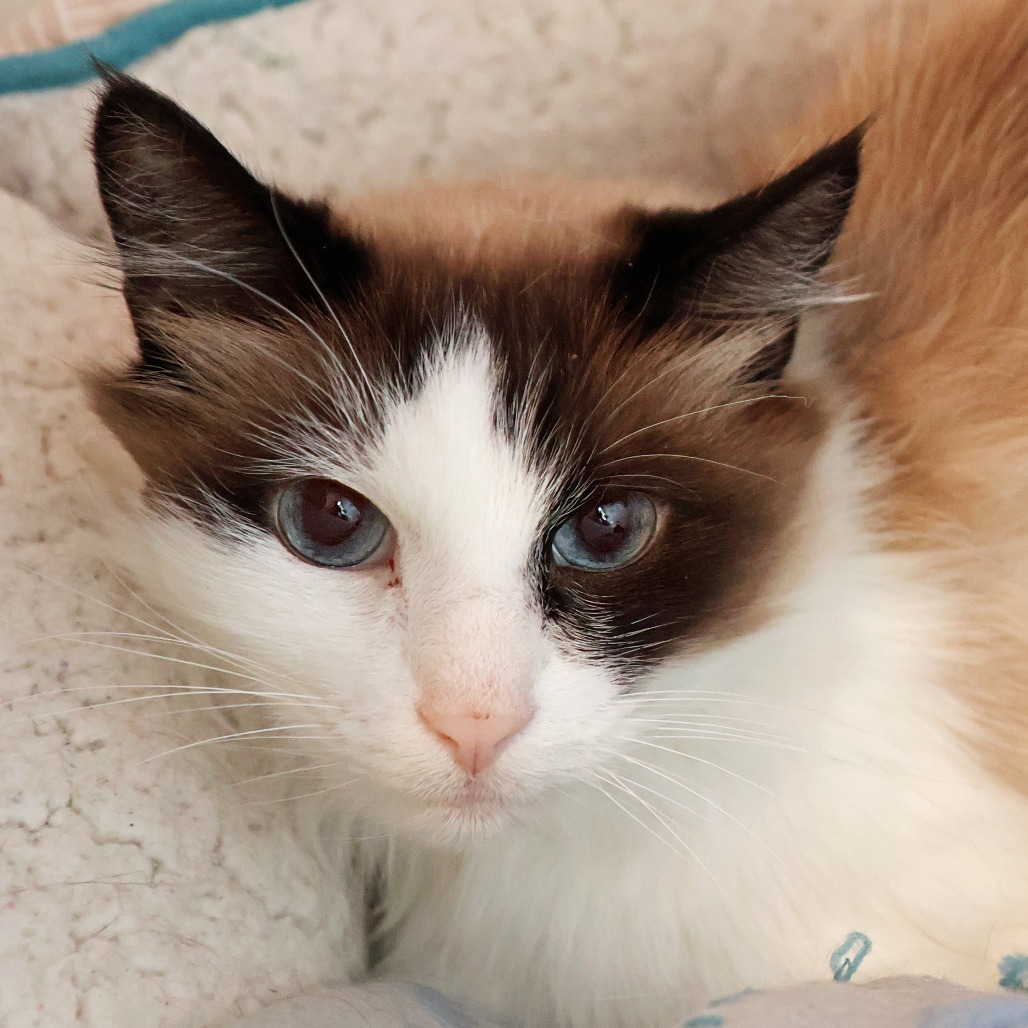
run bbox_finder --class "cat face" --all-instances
[90,75,858,844]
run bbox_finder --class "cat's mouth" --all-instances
[426,778,506,818]
[411,778,519,840]
[443,780,503,812]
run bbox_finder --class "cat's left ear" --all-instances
[92,71,371,378]
[613,127,863,379]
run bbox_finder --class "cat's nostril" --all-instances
[418,702,533,776]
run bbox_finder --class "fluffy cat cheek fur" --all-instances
[115,514,627,842]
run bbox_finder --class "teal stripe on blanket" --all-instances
[0,0,308,96]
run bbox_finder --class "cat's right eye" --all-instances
[274,478,392,568]
[551,491,658,571]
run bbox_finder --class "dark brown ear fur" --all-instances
[610,127,862,380]
[92,72,372,380]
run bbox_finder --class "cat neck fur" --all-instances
[364,396,1028,1026]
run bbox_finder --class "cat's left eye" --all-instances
[552,491,658,571]
[274,478,392,568]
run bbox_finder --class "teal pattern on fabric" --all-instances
[710,988,761,1007]
[682,1017,724,1028]
[1000,955,1028,991]
[0,0,307,96]
[408,984,483,1027]
[830,931,872,982]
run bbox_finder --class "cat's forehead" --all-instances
[354,336,550,583]
[336,176,711,260]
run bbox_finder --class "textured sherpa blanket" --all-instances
[0,185,361,1027]
[0,0,914,239]
[6,0,1007,1026]
[234,977,1028,1028]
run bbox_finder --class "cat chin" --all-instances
[411,808,513,849]
[358,779,532,849]
[368,798,515,850]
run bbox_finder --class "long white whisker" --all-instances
[119,244,355,426]
[625,729,810,758]
[240,778,359,807]
[4,682,324,707]
[624,691,815,709]
[8,564,301,690]
[624,722,792,745]
[129,723,326,768]
[608,749,789,874]
[603,769,710,825]
[584,772,683,859]
[17,629,292,684]
[625,714,791,738]
[231,761,346,787]
[122,244,330,361]
[218,735,341,746]
[11,562,186,642]
[24,636,292,686]
[625,712,784,729]
[597,359,692,427]
[626,737,774,796]
[600,452,775,481]
[137,699,336,719]
[598,769,726,897]
[98,559,289,681]
[6,691,337,726]
[597,394,805,454]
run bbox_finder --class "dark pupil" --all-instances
[300,480,362,547]
[578,500,629,556]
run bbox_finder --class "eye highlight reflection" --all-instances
[275,478,393,568]
[552,491,658,571]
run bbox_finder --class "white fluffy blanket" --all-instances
[0,1,930,1024]
[0,189,360,1027]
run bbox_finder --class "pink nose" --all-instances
[418,702,532,776]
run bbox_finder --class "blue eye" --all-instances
[275,478,392,568]
[552,491,658,571]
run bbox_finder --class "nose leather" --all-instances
[418,702,532,776]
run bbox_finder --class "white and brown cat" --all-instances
[86,1,1028,1025]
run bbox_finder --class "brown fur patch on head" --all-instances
[90,235,827,671]
[90,75,856,673]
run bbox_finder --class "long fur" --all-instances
[85,3,1028,1026]
[755,0,1028,792]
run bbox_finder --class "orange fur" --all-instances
[762,0,1028,787]
[339,175,713,260]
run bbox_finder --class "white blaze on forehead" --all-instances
[367,333,549,587]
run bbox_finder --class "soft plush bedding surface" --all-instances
[0,0,908,238]
[0,185,360,1027]
[234,978,1028,1028]
[4,0,1012,1026]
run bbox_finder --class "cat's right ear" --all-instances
[609,128,862,382]
[92,72,371,378]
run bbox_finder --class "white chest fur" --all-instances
[372,424,1028,1028]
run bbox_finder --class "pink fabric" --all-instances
[0,0,154,56]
